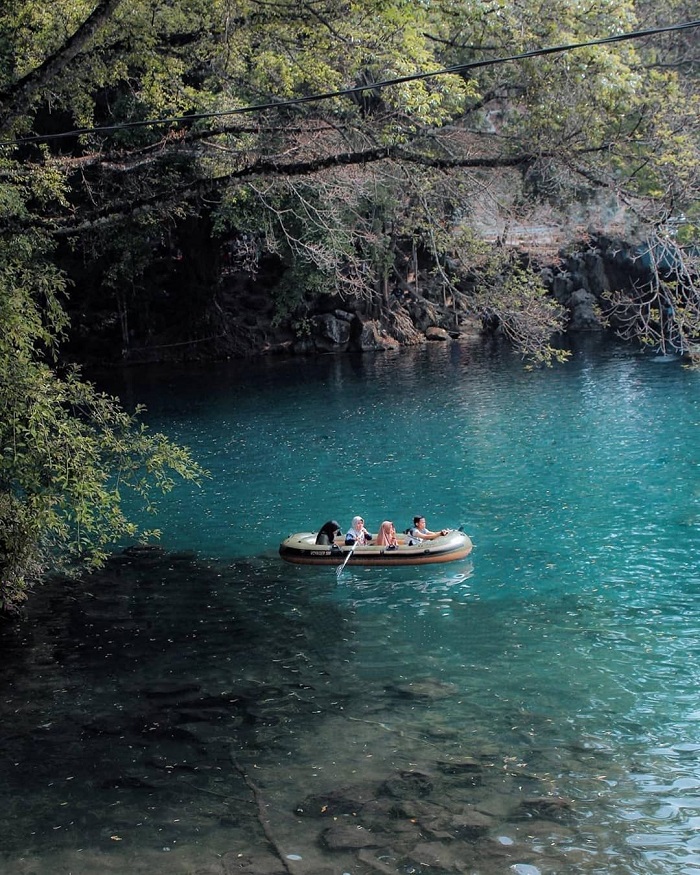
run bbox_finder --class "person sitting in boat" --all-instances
[315,520,342,545]
[375,521,399,549]
[345,516,371,546]
[408,515,449,545]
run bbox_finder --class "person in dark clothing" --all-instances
[315,520,342,545]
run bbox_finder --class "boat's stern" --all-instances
[279,532,344,565]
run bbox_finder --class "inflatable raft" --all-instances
[279,529,473,567]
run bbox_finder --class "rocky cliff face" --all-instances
[269,235,655,357]
[65,233,655,364]
[540,235,651,333]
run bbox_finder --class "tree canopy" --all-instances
[0,0,699,606]
[3,3,699,306]
[3,3,698,214]
[2,3,698,348]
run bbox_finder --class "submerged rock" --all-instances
[379,769,434,799]
[436,756,482,775]
[385,679,459,700]
[321,821,389,850]
[220,850,287,875]
[405,839,477,872]
[295,783,378,817]
[514,796,574,822]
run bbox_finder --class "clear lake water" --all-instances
[1,337,700,875]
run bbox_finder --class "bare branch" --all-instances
[605,232,700,359]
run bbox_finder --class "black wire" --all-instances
[2,18,698,148]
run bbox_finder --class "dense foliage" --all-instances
[0,1,698,605]
[0,213,204,610]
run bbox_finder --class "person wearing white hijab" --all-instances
[345,515,371,545]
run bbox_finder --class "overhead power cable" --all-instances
[2,18,699,148]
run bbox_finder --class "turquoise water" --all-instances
[2,337,700,874]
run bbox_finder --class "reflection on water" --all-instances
[2,338,700,874]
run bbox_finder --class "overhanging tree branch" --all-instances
[42,145,554,236]
[0,0,125,136]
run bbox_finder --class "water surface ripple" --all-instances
[1,338,699,874]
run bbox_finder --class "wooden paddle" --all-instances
[336,537,359,577]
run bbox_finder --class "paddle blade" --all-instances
[336,542,356,577]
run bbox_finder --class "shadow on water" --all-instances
[0,548,361,873]
[0,545,656,875]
